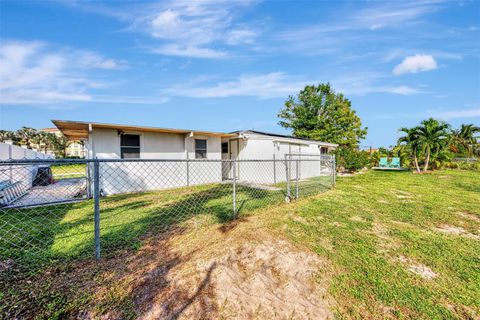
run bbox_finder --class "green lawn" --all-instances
[1,170,479,319]
[0,180,291,267]
[51,163,86,179]
[274,170,480,319]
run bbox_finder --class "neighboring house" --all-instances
[40,128,86,158]
[52,120,337,194]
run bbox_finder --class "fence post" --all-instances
[295,158,299,200]
[8,144,13,181]
[332,155,336,189]
[186,157,190,186]
[93,160,101,260]
[273,154,276,184]
[285,154,291,201]
[232,159,236,218]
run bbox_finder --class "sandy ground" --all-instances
[135,236,333,320]
[74,212,334,320]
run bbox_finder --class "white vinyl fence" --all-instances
[0,143,55,192]
[0,143,55,160]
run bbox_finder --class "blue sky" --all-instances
[1,0,479,147]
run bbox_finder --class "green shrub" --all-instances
[335,147,370,172]
[443,160,479,171]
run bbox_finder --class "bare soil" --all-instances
[398,256,438,280]
[4,215,333,319]
[434,225,480,240]
[136,234,333,320]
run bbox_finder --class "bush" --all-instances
[444,161,480,171]
[335,147,370,172]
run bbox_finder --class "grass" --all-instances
[272,170,480,319]
[1,170,479,319]
[0,180,295,268]
[51,163,86,180]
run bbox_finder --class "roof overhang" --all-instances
[51,120,236,140]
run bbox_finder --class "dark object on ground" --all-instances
[33,165,54,186]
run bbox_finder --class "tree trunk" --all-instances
[414,155,420,173]
[423,148,430,172]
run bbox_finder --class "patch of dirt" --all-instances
[135,236,333,320]
[371,222,401,253]
[199,240,332,319]
[291,214,309,225]
[434,225,480,240]
[456,211,480,223]
[377,199,389,204]
[349,215,366,222]
[398,256,438,280]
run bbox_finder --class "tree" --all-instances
[451,124,480,158]
[0,130,18,143]
[15,127,38,148]
[51,134,71,158]
[397,127,422,173]
[278,83,367,148]
[415,118,450,172]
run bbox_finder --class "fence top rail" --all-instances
[285,153,334,158]
[0,158,331,165]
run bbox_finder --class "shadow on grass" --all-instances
[0,171,333,272]
[0,180,287,268]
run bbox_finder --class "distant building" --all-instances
[40,128,86,158]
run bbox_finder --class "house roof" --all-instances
[232,130,338,147]
[40,128,60,132]
[52,120,236,140]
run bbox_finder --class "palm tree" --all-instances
[15,127,38,148]
[0,130,16,143]
[397,127,421,173]
[414,118,450,172]
[451,124,480,158]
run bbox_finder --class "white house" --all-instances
[52,120,337,194]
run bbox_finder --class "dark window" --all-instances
[320,147,328,154]
[121,134,140,159]
[221,142,228,153]
[195,139,207,159]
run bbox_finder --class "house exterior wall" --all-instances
[82,128,335,195]
[230,135,330,184]
[87,128,222,195]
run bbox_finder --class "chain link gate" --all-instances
[284,153,336,202]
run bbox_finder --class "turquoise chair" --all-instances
[379,157,389,168]
[390,157,401,168]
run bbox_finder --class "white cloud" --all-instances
[134,0,259,58]
[432,108,480,120]
[354,1,443,31]
[164,72,313,98]
[151,44,227,59]
[225,28,257,45]
[163,72,423,99]
[383,85,421,95]
[0,40,166,106]
[0,41,94,104]
[393,54,438,75]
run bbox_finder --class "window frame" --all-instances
[221,141,229,154]
[120,134,141,159]
[195,139,208,159]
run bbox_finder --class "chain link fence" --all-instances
[1,155,335,268]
